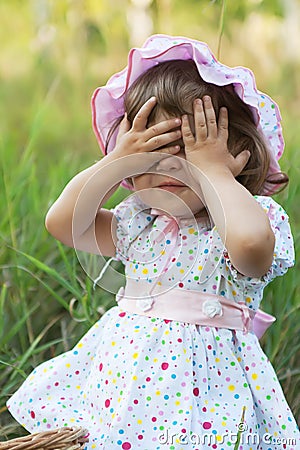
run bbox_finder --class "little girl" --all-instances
[7,35,299,449]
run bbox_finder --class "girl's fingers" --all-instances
[181,114,195,145]
[202,96,217,138]
[119,113,131,133]
[193,98,207,140]
[116,114,131,144]
[147,129,182,150]
[145,117,181,140]
[155,145,181,155]
[132,96,157,130]
[218,107,229,140]
[232,149,251,177]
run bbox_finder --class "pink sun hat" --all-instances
[91,34,284,195]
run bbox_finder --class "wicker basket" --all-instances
[0,427,88,450]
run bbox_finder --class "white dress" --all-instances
[7,195,299,449]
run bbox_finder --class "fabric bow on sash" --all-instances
[238,302,253,334]
[150,209,179,245]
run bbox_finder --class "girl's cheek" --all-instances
[132,174,152,191]
[177,149,186,158]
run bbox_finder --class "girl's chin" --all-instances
[135,189,203,218]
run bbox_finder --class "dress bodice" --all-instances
[112,194,294,312]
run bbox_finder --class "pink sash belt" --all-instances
[116,287,275,338]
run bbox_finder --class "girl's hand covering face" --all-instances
[115,97,182,158]
[182,96,250,178]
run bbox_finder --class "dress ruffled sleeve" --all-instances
[223,196,295,285]
[111,196,153,264]
[257,196,295,281]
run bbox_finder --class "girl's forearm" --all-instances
[46,151,162,243]
[45,153,129,240]
[199,168,275,277]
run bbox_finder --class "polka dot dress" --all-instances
[7,195,299,449]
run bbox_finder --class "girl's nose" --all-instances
[155,154,183,172]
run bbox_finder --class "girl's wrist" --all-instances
[190,161,234,184]
[101,151,153,181]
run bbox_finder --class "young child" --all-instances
[7,34,299,449]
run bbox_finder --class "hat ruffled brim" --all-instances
[92,34,284,194]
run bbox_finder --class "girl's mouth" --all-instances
[157,179,184,192]
[157,184,185,192]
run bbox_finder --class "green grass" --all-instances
[0,71,122,439]
[0,67,299,441]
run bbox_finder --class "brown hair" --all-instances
[106,59,288,195]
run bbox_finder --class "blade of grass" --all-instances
[10,249,83,301]
[1,264,70,310]
[217,0,226,59]
[234,405,246,450]
[0,283,8,340]
[9,313,65,382]
[56,240,78,286]
[0,361,27,380]
[0,304,38,347]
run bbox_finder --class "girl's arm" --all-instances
[45,153,122,256]
[46,97,182,256]
[182,96,275,278]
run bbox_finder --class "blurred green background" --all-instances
[0,0,299,439]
